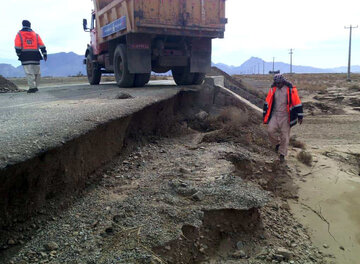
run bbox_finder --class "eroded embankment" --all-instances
[1,78,330,264]
[0,79,262,226]
[0,86,211,226]
[0,79,269,263]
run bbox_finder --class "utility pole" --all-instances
[263,60,265,75]
[289,48,294,74]
[345,25,358,81]
[272,57,275,73]
[258,63,260,74]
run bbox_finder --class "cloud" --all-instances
[212,0,360,67]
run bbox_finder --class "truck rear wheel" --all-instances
[114,44,134,87]
[171,66,195,86]
[86,55,101,85]
[134,73,151,87]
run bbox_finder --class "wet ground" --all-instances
[289,99,360,264]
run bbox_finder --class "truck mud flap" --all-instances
[190,38,211,73]
[127,34,151,74]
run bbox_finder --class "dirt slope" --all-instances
[208,67,265,108]
[0,75,19,93]
[1,93,329,263]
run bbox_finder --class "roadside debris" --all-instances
[116,92,133,99]
[0,75,20,93]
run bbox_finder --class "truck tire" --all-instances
[134,73,151,87]
[86,54,101,85]
[192,73,206,85]
[171,66,195,86]
[114,44,134,87]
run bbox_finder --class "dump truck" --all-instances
[83,0,227,87]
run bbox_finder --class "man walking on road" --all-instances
[263,74,303,162]
[14,20,47,93]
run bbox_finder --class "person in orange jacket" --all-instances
[14,20,47,93]
[263,74,303,162]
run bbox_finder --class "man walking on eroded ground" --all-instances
[14,20,47,93]
[263,74,304,162]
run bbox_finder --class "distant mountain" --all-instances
[40,52,86,77]
[0,63,23,77]
[1,53,360,78]
[213,57,360,75]
[330,65,360,73]
[0,52,85,78]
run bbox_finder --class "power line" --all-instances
[345,25,358,81]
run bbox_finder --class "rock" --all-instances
[179,167,190,174]
[273,254,285,261]
[164,246,171,251]
[280,202,291,211]
[7,239,16,245]
[232,250,246,259]
[256,248,268,258]
[116,92,133,99]
[323,244,329,249]
[236,241,244,250]
[44,241,59,251]
[340,246,345,250]
[275,247,292,260]
[180,182,188,187]
[105,227,114,234]
[192,191,204,201]
[195,110,209,121]
[199,244,208,253]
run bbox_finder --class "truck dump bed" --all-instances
[94,0,226,43]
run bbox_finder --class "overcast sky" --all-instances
[1,0,360,68]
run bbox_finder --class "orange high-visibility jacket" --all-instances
[263,85,303,127]
[15,29,47,65]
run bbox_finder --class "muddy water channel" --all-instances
[290,113,360,264]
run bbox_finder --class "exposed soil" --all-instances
[0,76,21,93]
[0,87,329,264]
[3,72,353,263]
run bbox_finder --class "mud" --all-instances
[284,76,360,264]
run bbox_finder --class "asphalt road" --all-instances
[0,80,184,169]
